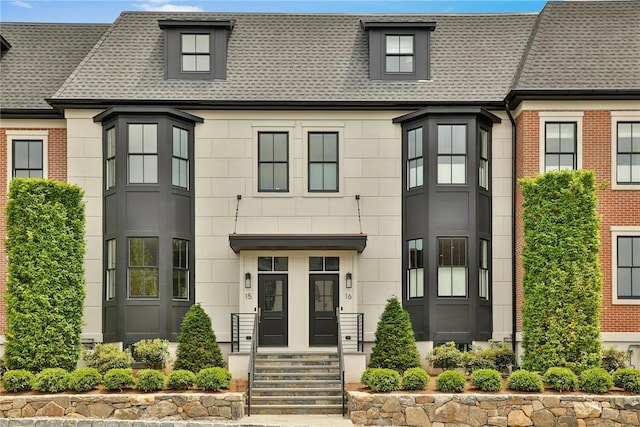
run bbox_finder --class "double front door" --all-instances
[258,274,338,346]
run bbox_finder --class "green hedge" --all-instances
[520,170,602,373]
[5,179,86,372]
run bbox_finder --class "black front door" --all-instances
[258,274,288,346]
[309,274,339,346]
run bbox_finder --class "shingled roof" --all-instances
[49,12,536,106]
[512,0,640,92]
[0,23,108,112]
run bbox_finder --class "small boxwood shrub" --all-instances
[103,368,135,391]
[360,368,375,388]
[132,339,170,370]
[84,343,133,375]
[613,368,640,393]
[401,367,429,390]
[34,368,70,393]
[601,347,631,373]
[136,369,165,392]
[427,342,463,371]
[507,370,543,392]
[462,349,495,373]
[471,369,502,392]
[544,367,578,392]
[195,367,231,391]
[365,368,400,392]
[69,368,102,392]
[579,367,613,393]
[435,370,466,393]
[2,369,35,392]
[166,369,196,390]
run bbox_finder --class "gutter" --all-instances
[505,101,518,359]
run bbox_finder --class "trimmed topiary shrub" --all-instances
[83,343,133,375]
[435,370,466,393]
[462,347,495,373]
[520,170,602,373]
[579,367,613,393]
[471,369,502,392]
[195,367,231,391]
[166,369,196,390]
[68,368,102,392]
[132,339,170,370]
[367,368,400,392]
[544,367,578,392]
[174,304,225,372]
[507,370,543,392]
[401,367,429,390]
[34,368,70,393]
[601,347,631,373]
[103,368,135,391]
[427,341,463,371]
[368,297,421,374]
[5,179,86,372]
[136,369,165,392]
[613,368,640,393]
[360,368,375,388]
[2,369,35,392]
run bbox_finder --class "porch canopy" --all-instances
[229,233,367,254]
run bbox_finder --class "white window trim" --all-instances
[610,226,640,305]
[538,111,583,174]
[302,125,344,197]
[251,123,295,197]
[611,111,640,190]
[5,130,49,185]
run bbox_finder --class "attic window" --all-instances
[361,21,435,81]
[158,19,234,80]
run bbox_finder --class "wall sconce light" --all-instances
[244,272,252,289]
[346,272,353,289]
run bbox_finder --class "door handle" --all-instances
[258,307,262,322]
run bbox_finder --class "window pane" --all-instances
[129,124,143,152]
[618,123,632,152]
[309,163,323,191]
[172,158,180,186]
[129,155,143,183]
[633,268,640,296]
[546,123,560,152]
[274,257,288,271]
[633,238,640,266]
[452,267,467,296]
[545,154,559,172]
[29,140,43,168]
[182,34,195,52]
[414,128,423,157]
[143,124,157,153]
[438,125,452,154]
[259,163,273,190]
[323,164,337,190]
[632,154,640,182]
[323,137,337,161]
[399,56,413,73]
[180,160,188,188]
[325,257,339,271]
[452,126,466,154]
[182,55,196,72]
[618,268,631,296]
[143,155,158,183]
[409,269,417,298]
[196,55,210,72]
[479,129,488,158]
[399,35,413,54]
[451,156,466,184]
[14,141,29,168]
[559,154,574,170]
[274,134,288,160]
[560,123,575,152]
[452,238,466,265]
[107,239,116,268]
[619,237,632,266]
[438,156,451,184]
[386,56,399,73]
[309,136,323,161]
[273,163,287,190]
[309,257,323,271]
[633,123,640,152]
[260,134,273,161]
[173,270,188,299]
[180,129,188,158]
[386,35,399,54]
[258,257,272,271]
[195,34,209,52]
[438,239,450,266]
[480,240,488,268]
[438,267,451,296]
[415,268,424,297]
[617,155,631,183]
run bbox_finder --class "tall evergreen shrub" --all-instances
[173,304,224,372]
[5,179,86,372]
[520,170,602,373]
[368,297,421,373]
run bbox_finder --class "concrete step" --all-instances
[251,387,342,397]
[253,379,342,388]
[254,358,340,366]
[255,352,338,360]
[252,396,343,406]
[254,366,339,374]
[248,404,344,415]
[253,372,341,381]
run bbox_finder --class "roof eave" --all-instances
[0,108,63,119]
[506,89,640,108]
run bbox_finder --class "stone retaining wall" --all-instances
[0,393,244,422]
[347,391,640,426]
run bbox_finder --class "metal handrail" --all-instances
[247,312,259,416]
[337,312,346,416]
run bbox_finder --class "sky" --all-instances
[0,0,553,23]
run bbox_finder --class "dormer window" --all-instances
[361,21,435,81]
[159,19,234,80]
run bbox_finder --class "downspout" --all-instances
[505,101,517,359]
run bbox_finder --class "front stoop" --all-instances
[248,352,343,415]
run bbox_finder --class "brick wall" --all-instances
[0,128,67,333]
[515,110,640,334]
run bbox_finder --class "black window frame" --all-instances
[106,239,116,301]
[12,139,43,178]
[407,126,424,190]
[385,34,415,74]
[478,127,489,190]
[616,122,640,185]
[437,237,468,297]
[106,127,116,189]
[479,239,489,300]
[407,238,424,299]
[258,132,289,193]
[172,126,189,189]
[544,122,577,172]
[128,237,159,299]
[172,238,189,300]
[437,124,467,185]
[258,256,289,272]
[309,256,340,272]
[617,236,640,299]
[308,132,339,192]
[127,123,158,185]
[180,33,210,73]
